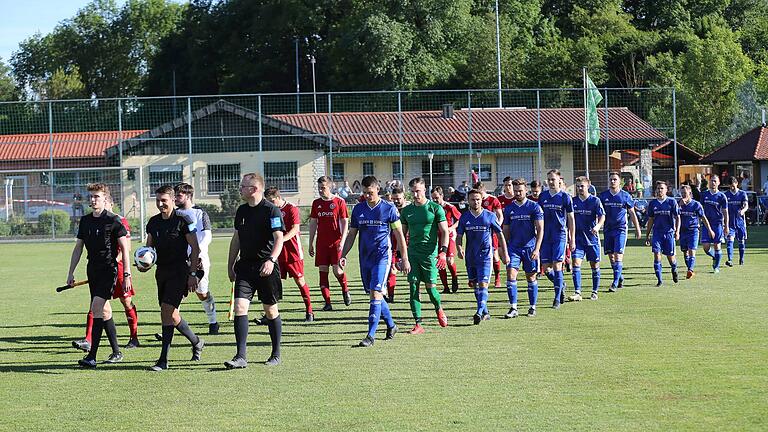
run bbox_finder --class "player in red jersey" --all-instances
[528,180,542,202]
[431,186,461,294]
[475,182,504,288]
[308,176,350,311]
[72,195,140,353]
[265,187,315,322]
[498,176,515,208]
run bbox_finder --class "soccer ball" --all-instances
[134,246,157,270]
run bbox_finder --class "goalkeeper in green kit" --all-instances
[400,177,450,334]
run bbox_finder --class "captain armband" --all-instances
[389,220,402,230]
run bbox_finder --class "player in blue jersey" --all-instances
[340,176,410,347]
[500,179,544,318]
[568,177,605,301]
[700,175,730,273]
[724,176,748,266]
[599,172,642,292]
[678,185,714,279]
[645,181,680,286]
[456,189,509,324]
[539,170,575,309]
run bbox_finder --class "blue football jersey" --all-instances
[724,190,747,228]
[457,209,502,266]
[502,199,543,249]
[647,197,679,234]
[350,200,399,262]
[573,195,605,246]
[701,190,728,226]
[678,199,704,233]
[599,189,634,232]
[538,190,573,243]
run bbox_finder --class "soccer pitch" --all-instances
[1,231,766,431]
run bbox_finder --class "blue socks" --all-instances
[527,280,538,306]
[739,241,745,263]
[553,270,564,302]
[685,255,696,271]
[572,266,582,293]
[480,288,489,315]
[591,268,600,293]
[670,260,677,274]
[367,299,383,338]
[654,260,662,283]
[545,270,555,283]
[380,298,395,329]
[713,250,721,270]
[727,239,734,261]
[611,261,623,287]
[506,280,518,305]
[704,248,714,258]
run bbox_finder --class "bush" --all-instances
[37,210,72,235]
[8,216,35,236]
[0,220,10,236]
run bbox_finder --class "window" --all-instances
[392,161,403,180]
[149,165,183,193]
[265,161,298,192]
[53,171,104,194]
[362,162,374,177]
[207,163,240,194]
[331,163,345,182]
[479,163,492,182]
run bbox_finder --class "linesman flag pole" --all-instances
[583,68,603,179]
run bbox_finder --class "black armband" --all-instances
[438,246,448,254]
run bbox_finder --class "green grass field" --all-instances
[1,230,767,431]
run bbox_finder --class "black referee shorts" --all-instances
[155,264,189,308]
[87,264,117,300]
[234,260,282,305]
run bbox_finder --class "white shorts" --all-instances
[196,252,211,295]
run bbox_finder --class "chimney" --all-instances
[442,103,454,119]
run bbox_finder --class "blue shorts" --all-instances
[466,259,492,284]
[360,258,391,294]
[540,241,566,264]
[573,242,601,262]
[603,229,627,255]
[507,246,538,274]
[701,224,723,244]
[679,230,699,252]
[652,232,676,256]
[727,223,747,242]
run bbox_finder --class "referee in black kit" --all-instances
[67,183,132,368]
[140,185,204,372]
[225,173,285,369]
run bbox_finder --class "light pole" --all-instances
[476,150,482,180]
[428,152,434,191]
[310,55,317,113]
[295,38,300,113]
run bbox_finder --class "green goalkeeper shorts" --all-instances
[407,254,438,285]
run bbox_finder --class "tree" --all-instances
[0,59,18,101]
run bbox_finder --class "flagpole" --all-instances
[583,67,589,179]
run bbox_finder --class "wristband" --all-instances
[438,246,448,254]
[123,272,131,278]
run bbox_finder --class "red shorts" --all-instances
[280,260,305,280]
[112,261,135,299]
[447,238,457,258]
[315,240,341,266]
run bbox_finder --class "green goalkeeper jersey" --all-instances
[400,200,446,258]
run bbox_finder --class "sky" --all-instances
[0,0,125,65]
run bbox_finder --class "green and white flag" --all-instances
[585,75,602,146]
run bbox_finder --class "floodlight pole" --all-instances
[428,152,434,191]
[495,0,502,108]
[310,55,317,113]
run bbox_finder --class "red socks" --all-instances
[85,310,94,344]
[439,268,449,291]
[299,284,313,313]
[319,271,331,304]
[124,304,138,339]
[493,260,501,287]
[337,273,349,293]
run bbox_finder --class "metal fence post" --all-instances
[258,95,264,173]
[672,88,678,192]
[536,90,543,181]
[118,99,124,167]
[187,97,193,184]
[604,89,610,184]
[397,92,404,181]
[138,166,146,242]
[47,101,55,239]
[327,93,333,181]
[467,91,473,185]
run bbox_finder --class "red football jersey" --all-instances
[482,195,502,213]
[497,194,514,208]
[280,202,303,263]
[310,196,349,244]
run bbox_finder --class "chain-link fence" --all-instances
[0,88,679,240]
